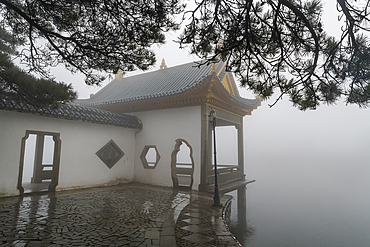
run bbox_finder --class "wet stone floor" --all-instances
[0,183,238,247]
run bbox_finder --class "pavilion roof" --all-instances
[74,60,262,115]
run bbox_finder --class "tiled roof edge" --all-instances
[212,74,263,109]
[75,74,210,107]
[0,99,142,130]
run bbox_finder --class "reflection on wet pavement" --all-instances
[22,182,51,194]
[226,188,255,246]
[0,183,238,246]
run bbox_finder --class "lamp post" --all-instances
[210,109,222,206]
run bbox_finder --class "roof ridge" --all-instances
[75,61,220,105]
[81,60,213,101]
[73,60,263,111]
[123,60,212,79]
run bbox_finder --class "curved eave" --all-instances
[75,60,225,107]
[87,76,211,113]
[75,78,205,108]
[206,73,262,116]
[87,74,262,117]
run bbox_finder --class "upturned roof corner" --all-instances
[74,60,262,116]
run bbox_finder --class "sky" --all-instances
[47,0,370,168]
[51,0,346,99]
[30,2,370,244]
[48,1,370,179]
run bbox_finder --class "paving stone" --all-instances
[26,241,51,247]
[159,236,176,246]
[0,183,239,247]
[162,219,175,227]
[181,224,202,233]
[181,217,200,225]
[218,235,241,246]
[129,241,143,247]
[12,241,27,247]
[214,224,231,236]
[138,238,151,246]
[144,228,160,239]
[117,240,130,245]
[184,212,201,218]
[182,233,213,244]
[160,226,174,236]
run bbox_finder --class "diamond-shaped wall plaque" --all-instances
[96,140,125,169]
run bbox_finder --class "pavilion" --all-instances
[0,59,261,197]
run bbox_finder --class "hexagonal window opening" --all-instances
[141,145,160,169]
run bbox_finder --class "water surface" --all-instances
[227,156,370,247]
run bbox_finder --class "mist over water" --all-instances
[49,2,368,243]
[226,97,370,247]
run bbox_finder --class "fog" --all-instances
[237,94,370,246]
[45,1,370,245]
[22,135,56,184]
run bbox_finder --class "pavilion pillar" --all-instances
[236,122,244,176]
[199,105,211,191]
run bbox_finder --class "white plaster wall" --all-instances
[133,106,202,190]
[0,110,136,197]
[0,111,22,197]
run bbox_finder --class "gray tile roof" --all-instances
[0,99,142,129]
[74,60,262,110]
[75,61,227,105]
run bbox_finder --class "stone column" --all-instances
[236,122,244,176]
[199,105,210,191]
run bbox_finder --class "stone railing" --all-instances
[207,164,244,189]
